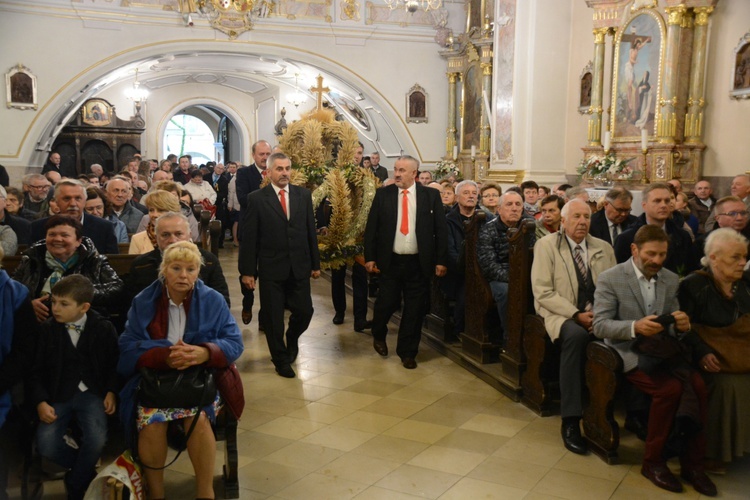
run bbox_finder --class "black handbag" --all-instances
[138,366,216,409]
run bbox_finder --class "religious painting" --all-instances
[579,61,593,114]
[327,90,370,130]
[611,11,665,141]
[406,84,427,123]
[6,64,37,110]
[461,63,482,151]
[491,0,515,163]
[730,30,750,99]
[82,99,113,127]
[466,0,482,33]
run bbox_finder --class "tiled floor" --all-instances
[17,248,750,499]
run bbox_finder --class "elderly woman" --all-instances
[679,228,750,471]
[118,241,243,499]
[129,191,181,254]
[480,182,502,217]
[136,181,200,243]
[12,215,123,322]
[84,186,129,244]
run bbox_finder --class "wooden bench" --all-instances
[583,340,624,464]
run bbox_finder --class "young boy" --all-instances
[28,275,119,500]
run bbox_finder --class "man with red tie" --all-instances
[364,155,448,369]
[239,152,320,379]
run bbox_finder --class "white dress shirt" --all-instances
[66,314,89,392]
[167,289,187,345]
[393,183,418,255]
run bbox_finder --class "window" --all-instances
[163,114,215,164]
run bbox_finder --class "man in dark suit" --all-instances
[124,212,229,304]
[594,225,716,496]
[369,152,388,182]
[30,179,118,254]
[589,186,638,245]
[236,140,271,325]
[210,163,229,248]
[364,155,448,369]
[239,152,320,379]
[614,183,697,274]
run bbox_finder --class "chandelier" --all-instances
[384,0,442,13]
[286,73,308,109]
[124,68,149,114]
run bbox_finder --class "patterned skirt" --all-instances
[136,393,222,431]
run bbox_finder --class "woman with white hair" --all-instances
[679,228,750,472]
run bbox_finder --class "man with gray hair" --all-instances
[590,186,638,245]
[89,164,104,178]
[565,186,590,203]
[29,179,118,254]
[22,173,52,217]
[477,191,535,343]
[532,198,616,454]
[704,174,750,232]
[125,212,229,304]
[687,180,715,235]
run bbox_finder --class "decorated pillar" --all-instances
[658,4,687,144]
[446,72,459,158]
[480,62,492,156]
[685,6,713,144]
[588,28,608,146]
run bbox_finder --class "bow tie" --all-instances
[66,323,83,333]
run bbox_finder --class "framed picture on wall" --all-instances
[6,64,37,110]
[579,61,593,114]
[406,84,427,123]
[610,9,665,141]
[731,30,750,99]
[461,62,482,151]
[82,98,113,127]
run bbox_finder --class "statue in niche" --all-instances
[406,84,428,123]
[580,72,592,109]
[274,107,288,136]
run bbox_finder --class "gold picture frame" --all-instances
[6,64,37,110]
[578,60,593,114]
[610,8,666,143]
[82,98,113,127]
[730,29,750,100]
[406,84,427,123]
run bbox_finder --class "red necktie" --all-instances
[261,169,267,178]
[400,190,409,235]
[280,188,288,218]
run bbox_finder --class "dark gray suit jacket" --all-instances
[239,184,320,281]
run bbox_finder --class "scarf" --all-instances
[146,283,193,341]
[146,220,158,248]
[41,250,79,296]
[0,270,30,427]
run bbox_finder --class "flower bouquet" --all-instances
[577,152,636,183]
[434,159,463,182]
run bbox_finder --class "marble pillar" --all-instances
[658,4,687,144]
[685,6,713,144]
[446,72,459,158]
[588,28,608,146]
[480,62,492,155]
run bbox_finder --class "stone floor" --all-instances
[13,246,750,499]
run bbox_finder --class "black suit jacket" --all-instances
[236,164,263,211]
[371,165,388,183]
[30,213,119,254]
[239,184,320,281]
[364,183,448,279]
[589,210,637,246]
[1,212,32,246]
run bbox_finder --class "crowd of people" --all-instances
[1,149,749,498]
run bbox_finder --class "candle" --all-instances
[452,146,458,160]
[602,131,611,152]
[641,128,648,151]
[471,145,476,158]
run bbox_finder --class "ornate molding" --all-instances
[340,0,360,21]
[693,6,714,26]
[593,27,608,44]
[665,4,687,26]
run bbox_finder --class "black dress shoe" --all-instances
[332,313,344,325]
[624,416,648,441]
[641,463,683,493]
[288,341,299,363]
[275,364,296,378]
[681,468,717,496]
[561,422,588,455]
[373,340,388,357]
[401,358,417,369]
[241,309,253,325]
[354,320,373,332]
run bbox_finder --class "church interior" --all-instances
[1,0,750,498]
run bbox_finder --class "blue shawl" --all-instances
[117,278,243,444]
[0,270,29,427]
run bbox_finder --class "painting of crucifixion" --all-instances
[612,12,663,140]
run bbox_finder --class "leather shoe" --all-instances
[288,340,299,363]
[624,416,648,441]
[241,309,253,325]
[373,340,388,357]
[354,320,373,333]
[681,468,717,496]
[561,422,588,455]
[332,313,344,325]
[641,463,683,493]
[401,358,417,369]
[275,364,296,378]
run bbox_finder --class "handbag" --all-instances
[138,366,216,409]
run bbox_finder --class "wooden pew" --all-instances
[461,212,501,363]
[583,340,623,464]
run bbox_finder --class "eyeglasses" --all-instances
[611,207,632,214]
[482,194,500,199]
[718,211,749,218]
[29,184,50,190]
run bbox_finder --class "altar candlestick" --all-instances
[453,146,458,160]
[471,145,476,158]
[641,128,648,151]
[602,131,611,152]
